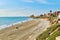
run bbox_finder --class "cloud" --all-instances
[0,8,49,17]
[0,9,24,17]
[36,0,53,4]
[0,8,35,17]
[20,0,33,2]
[20,0,52,4]
[36,0,48,4]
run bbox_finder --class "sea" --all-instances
[0,17,30,29]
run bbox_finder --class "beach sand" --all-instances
[0,19,49,40]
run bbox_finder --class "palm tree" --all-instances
[50,10,52,13]
[48,10,54,24]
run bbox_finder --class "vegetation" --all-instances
[36,23,60,40]
[47,30,60,40]
[30,10,60,40]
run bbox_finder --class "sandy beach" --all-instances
[0,19,49,40]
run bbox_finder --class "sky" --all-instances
[0,0,60,17]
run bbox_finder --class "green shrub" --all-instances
[36,23,60,40]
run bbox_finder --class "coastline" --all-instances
[0,18,33,30]
[0,19,49,40]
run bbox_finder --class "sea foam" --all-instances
[0,18,33,30]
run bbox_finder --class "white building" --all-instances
[57,13,60,23]
[58,13,60,19]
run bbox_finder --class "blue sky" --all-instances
[0,0,60,16]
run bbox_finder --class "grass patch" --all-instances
[47,30,60,40]
[36,23,60,40]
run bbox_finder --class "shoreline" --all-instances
[0,18,49,40]
[0,18,33,30]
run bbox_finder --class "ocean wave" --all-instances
[0,18,33,30]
